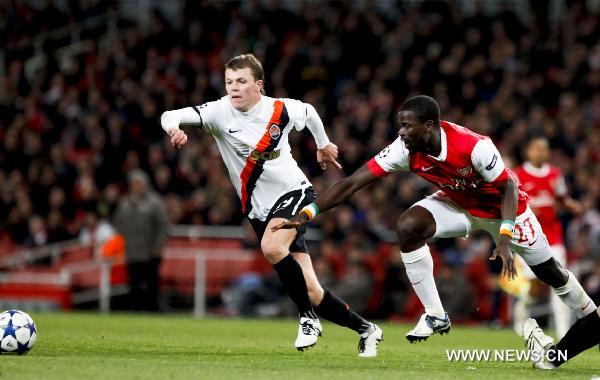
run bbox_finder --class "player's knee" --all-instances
[261,239,287,264]
[531,258,568,288]
[396,216,424,249]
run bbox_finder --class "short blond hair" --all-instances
[225,54,264,82]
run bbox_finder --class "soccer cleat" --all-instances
[405,312,451,343]
[523,318,556,370]
[295,317,322,351]
[358,323,383,357]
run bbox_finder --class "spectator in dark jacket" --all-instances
[113,169,169,311]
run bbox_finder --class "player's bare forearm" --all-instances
[313,164,379,214]
[499,176,518,223]
[492,176,518,279]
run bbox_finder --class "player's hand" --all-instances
[270,213,310,232]
[169,128,188,149]
[317,143,342,170]
[490,240,517,280]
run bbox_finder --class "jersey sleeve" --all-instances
[471,139,507,182]
[192,99,223,133]
[160,99,222,134]
[284,98,330,149]
[160,107,201,133]
[368,137,410,177]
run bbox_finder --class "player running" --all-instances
[160,54,382,356]
[273,95,595,343]
[512,137,583,337]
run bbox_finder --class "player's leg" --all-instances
[292,252,383,357]
[529,257,595,318]
[400,194,471,342]
[501,208,596,319]
[260,218,316,318]
[260,217,321,350]
[549,307,600,367]
[548,244,572,338]
[523,307,600,369]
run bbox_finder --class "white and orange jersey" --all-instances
[514,162,567,245]
[367,120,528,219]
[161,95,330,221]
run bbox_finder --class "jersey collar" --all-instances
[523,161,550,177]
[427,126,447,162]
[230,95,264,116]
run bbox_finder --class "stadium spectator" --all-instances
[113,169,169,312]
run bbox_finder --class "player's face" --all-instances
[526,139,550,166]
[397,110,430,152]
[225,68,263,112]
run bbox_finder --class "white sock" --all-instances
[550,290,573,339]
[402,245,445,319]
[553,270,596,319]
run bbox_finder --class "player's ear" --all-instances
[256,79,264,93]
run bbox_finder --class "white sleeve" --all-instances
[160,107,202,133]
[161,100,222,134]
[471,139,506,182]
[373,137,410,173]
[304,104,330,149]
[285,99,330,149]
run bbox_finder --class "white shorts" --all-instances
[413,193,552,266]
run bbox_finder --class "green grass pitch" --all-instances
[1,312,598,379]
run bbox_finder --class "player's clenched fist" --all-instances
[169,129,188,149]
[317,143,342,170]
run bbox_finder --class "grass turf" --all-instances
[0,312,598,380]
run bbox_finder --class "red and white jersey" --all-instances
[514,162,567,245]
[161,96,330,221]
[367,120,528,219]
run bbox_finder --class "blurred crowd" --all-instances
[0,0,599,320]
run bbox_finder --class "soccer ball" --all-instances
[0,310,37,354]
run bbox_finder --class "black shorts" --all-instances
[249,187,317,254]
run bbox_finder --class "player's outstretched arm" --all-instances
[271,163,378,231]
[160,107,202,149]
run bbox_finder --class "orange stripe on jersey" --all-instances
[255,100,284,151]
[240,100,286,214]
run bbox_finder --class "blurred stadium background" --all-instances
[0,0,598,331]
